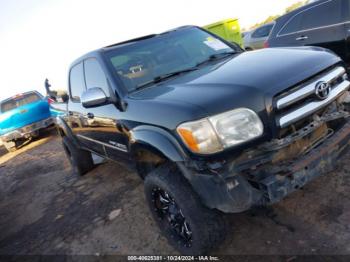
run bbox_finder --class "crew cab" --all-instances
[54,26,350,254]
[0,91,54,152]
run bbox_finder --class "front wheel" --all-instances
[144,164,226,255]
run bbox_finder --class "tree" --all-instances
[249,0,308,30]
[285,1,307,13]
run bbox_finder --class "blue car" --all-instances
[0,91,55,152]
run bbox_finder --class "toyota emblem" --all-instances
[315,81,331,100]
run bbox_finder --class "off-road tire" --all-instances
[62,136,94,176]
[144,163,226,255]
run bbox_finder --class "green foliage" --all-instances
[285,1,307,13]
[249,0,309,30]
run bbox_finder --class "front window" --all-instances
[84,58,109,95]
[105,27,237,92]
[1,92,41,113]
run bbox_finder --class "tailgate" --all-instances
[0,100,51,135]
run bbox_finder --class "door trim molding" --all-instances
[77,134,128,152]
[277,21,350,38]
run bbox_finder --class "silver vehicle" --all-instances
[243,22,275,50]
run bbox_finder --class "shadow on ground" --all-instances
[0,133,349,255]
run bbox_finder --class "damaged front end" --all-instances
[179,66,350,213]
[236,102,350,207]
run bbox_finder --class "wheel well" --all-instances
[58,128,65,137]
[134,147,168,179]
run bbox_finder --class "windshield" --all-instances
[1,92,41,113]
[105,27,237,92]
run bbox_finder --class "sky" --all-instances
[0,0,300,100]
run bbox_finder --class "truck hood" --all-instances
[128,47,341,129]
[0,100,51,135]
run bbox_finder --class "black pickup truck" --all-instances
[53,26,350,254]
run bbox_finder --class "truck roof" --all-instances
[69,25,196,67]
[103,25,194,50]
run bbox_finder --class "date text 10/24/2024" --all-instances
[127,256,220,261]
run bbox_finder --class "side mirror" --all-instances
[81,87,109,108]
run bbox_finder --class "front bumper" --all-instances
[0,117,54,142]
[261,121,350,204]
[180,120,350,213]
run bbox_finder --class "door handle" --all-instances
[296,35,308,41]
[87,112,94,119]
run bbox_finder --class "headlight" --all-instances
[209,108,264,148]
[177,118,223,154]
[177,108,264,154]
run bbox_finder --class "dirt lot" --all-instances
[0,131,349,256]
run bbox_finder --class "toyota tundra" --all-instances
[53,26,350,254]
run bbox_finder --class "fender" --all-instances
[55,116,81,148]
[129,125,188,162]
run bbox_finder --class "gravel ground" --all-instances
[0,131,349,256]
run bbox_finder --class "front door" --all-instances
[67,61,103,154]
[81,58,131,164]
[298,0,346,60]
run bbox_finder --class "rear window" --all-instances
[1,93,41,113]
[252,24,274,38]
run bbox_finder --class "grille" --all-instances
[274,66,349,128]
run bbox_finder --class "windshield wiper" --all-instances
[133,67,199,91]
[195,51,236,67]
[132,51,236,92]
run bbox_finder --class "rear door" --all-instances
[296,0,346,59]
[275,0,346,58]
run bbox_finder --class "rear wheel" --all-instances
[144,164,226,255]
[3,141,16,153]
[62,136,95,176]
